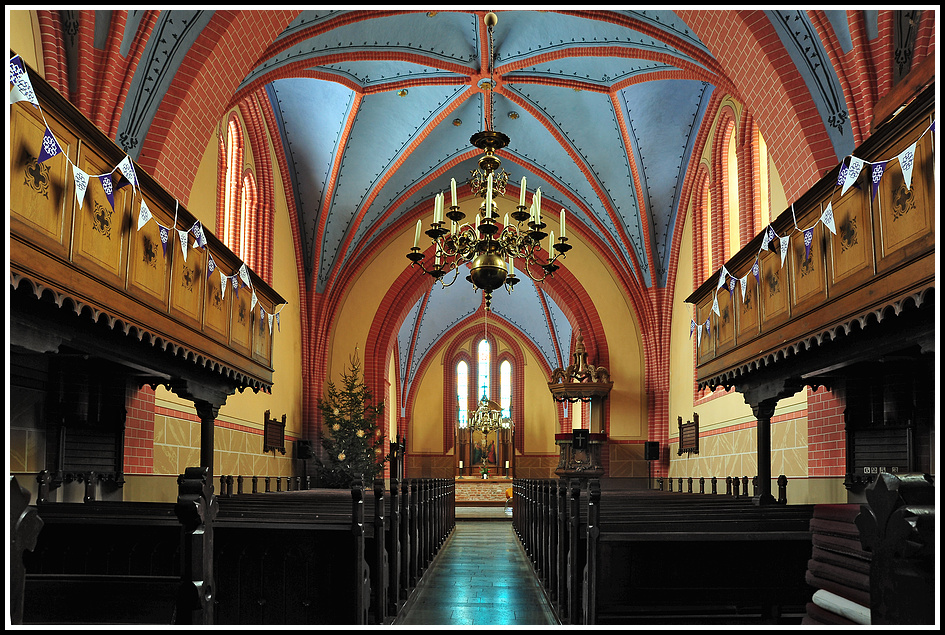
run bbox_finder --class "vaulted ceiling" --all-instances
[51,8,914,387]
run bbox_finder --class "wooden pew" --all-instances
[21,500,182,624]
[513,477,815,625]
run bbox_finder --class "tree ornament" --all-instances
[356,429,365,438]
[338,453,346,461]
[332,423,340,431]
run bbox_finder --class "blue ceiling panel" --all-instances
[619,78,713,286]
[268,77,354,276]
[317,84,467,291]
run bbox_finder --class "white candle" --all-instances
[519,176,526,207]
[485,173,493,217]
[451,178,457,207]
[435,250,441,267]
[475,214,480,239]
[535,187,541,224]
[549,230,555,253]
[451,220,457,236]
[504,213,509,228]
[459,460,463,468]
[509,257,514,276]
[529,202,535,224]
[414,219,422,248]
[560,208,566,238]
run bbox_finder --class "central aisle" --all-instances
[393,519,558,626]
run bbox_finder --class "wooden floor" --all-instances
[393,513,558,626]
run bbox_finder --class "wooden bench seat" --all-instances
[513,477,814,625]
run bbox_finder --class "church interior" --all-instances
[7,8,938,627]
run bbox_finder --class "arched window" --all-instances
[499,360,512,418]
[217,111,271,283]
[456,360,469,427]
[477,339,490,402]
[724,122,740,260]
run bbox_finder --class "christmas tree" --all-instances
[316,348,388,488]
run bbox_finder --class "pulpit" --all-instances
[548,331,612,478]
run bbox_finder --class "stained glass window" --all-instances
[500,360,512,418]
[457,360,468,427]
[477,339,490,401]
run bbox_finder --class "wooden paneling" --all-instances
[759,247,789,327]
[790,206,827,310]
[874,128,935,272]
[169,236,206,330]
[827,181,874,296]
[10,59,286,391]
[126,196,171,310]
[9,105,76,258]
[70,147,131,288]
[686,83,933,388]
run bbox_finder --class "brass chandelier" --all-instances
[406,11,572,310]
[461,391,512,434]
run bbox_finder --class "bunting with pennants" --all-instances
[10,54,288,334]
[691,114,935,344]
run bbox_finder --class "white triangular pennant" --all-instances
[137,199,153,230]
[841,156,864,196]
[717,266,729,291]
[10,56,39,106]
[898,141,917,190]
[740,274,748,303]
[712,294,720,317]
[73,165,89,210]
[220,270,228,300]
[821,202,836,235]
[697,323,703,346]
[178,229,189,262]
[779,234,790,267]
[268,312,274,334]
[238,263,251,288]
[251,290,258,312]
[117,156,139,193]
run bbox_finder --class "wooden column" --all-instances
[751,398,777,506]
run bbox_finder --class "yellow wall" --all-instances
[10,10,44,77]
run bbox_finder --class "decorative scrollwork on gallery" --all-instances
[840,216,859,252]
[767,270,781,297]
[142,235,158,267]
[892,183,916,220]
[181,264,196,291]
[93,202,112,238]
[24,156,50,198]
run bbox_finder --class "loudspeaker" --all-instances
[296,439,314,460]
[644,441,659,461]
[572,428,589,451]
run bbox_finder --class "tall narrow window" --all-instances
[499,360,512,418]
[477,339,490,402]
[725,124,740,259]
[456,361,468,427]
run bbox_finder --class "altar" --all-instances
[454,476,513,506]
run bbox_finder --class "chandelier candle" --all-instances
[560,208,566,238]
[451,178,457,207]
[519,176,526,206]
[414,219,422,249]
